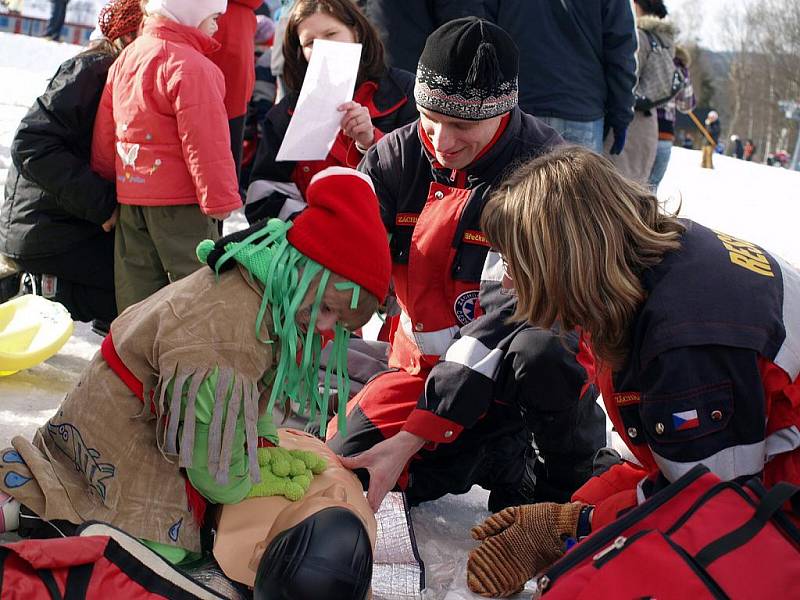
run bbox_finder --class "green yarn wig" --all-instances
[196,219,358,438]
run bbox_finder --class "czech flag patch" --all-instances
[672,409,700,431]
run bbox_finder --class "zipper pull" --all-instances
[592,535,627,562]
[532,575,550,598]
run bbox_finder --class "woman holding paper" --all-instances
[244,0,418,224]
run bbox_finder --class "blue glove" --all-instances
[609,127,627,155]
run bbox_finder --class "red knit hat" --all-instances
[287,167,391,301]
[98,0,143,41]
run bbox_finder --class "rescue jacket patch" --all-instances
[454,290,480,325]
[462,230,491,247]
[396,213,419,226]
[615,392,641,406]
[713,230,774,278]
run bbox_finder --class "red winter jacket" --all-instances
[211,0,262,120]
[91,18,241,216]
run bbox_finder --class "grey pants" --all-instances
[115,204,218,312]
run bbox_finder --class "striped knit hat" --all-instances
[414,17,519,121]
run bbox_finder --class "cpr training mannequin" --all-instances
[0,167,391,582]
[214,428,376,600]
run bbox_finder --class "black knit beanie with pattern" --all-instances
[414,17,519,121]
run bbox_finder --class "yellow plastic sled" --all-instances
[0,295,74,376]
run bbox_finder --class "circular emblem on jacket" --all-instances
[454,290,480,325]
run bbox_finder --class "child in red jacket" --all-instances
[210,0,265,180]
[91,0,242,313]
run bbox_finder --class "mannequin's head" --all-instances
[253,506,372,600]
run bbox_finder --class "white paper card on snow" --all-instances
[275,39,363,162]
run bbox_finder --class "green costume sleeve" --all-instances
[257,411,279,444]
[166,368,278,505]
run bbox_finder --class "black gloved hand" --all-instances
[603,121,628,155]
[609,126,627,155]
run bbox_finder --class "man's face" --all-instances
[418,107,503,170]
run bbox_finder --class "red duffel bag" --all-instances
[0,522,225,599]
[536,464,800,600]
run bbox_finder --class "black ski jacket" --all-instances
[483,0,637,130]
[361,0,486,73]
[1,51,117,259]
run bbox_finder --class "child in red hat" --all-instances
[0,167,390,565]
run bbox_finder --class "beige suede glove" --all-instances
[466,502,585,597]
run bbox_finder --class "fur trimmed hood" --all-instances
[638,15,678,43]
[675,45,691,67]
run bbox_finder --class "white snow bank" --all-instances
[660,147,800,267]
[0,33,81,182]
[0,31,81,76]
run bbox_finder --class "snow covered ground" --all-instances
[1,31,799,599]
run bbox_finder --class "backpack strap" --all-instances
[694,482,800,567]
[642,28,662,51]
[35,568,63,600]
[0,547,8,596]
[746,477,800,543]
[63,563,94,600]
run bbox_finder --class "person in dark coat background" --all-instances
[359,0,485,73]
[0,0,143,328]
[729,134,744,159]
[44,0,69,41]
[483,0,637,154]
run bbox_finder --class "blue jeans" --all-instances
[45,0,69,39]
[649,139,673,190]
[536,116,605,154]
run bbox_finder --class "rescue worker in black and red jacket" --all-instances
[465,145,800,596]
[244,0,418,224]
[327,17,607,513]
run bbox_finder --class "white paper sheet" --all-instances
[276,39,363,162]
